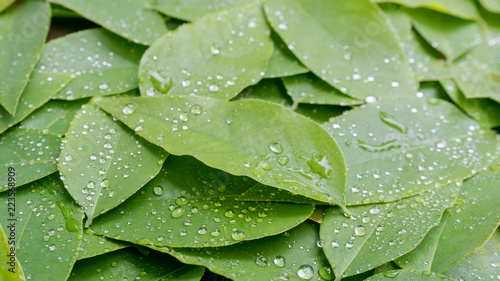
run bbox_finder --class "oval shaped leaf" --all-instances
[90,155,313,247]
[138,3,273,100]
[0,0,50,114]
[320,183,460,278]
[37,28,146,100]
[97,95,348,210]
[263,0,417,101]
[323,97,497,205]
[59,103,167,226]
[49,0,167,45]
[0,174,84,281]
[0,127,61,192]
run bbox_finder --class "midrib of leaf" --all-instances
[427,212,450,272]
[334,202,398,280]
[84,131,124,227]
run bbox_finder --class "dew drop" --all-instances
[122,104,135,115]
[231,231,246,241]
[354,226,366,237]
[318,266,334,280]
[269,142,284,154]
[256,256,268,267]
[171,207,185,218]
[274,256,286,267]
[153,186,164,196]
[297,265,314,280]
[190,105,202,115]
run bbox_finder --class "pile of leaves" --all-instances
[0,0,499,280]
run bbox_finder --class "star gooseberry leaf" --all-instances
[97,95,349,212]
[58,103,167,227]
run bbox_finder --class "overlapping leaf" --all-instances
[152,0,256,22]
[78,231,128,260]
[90,155,314,247]
[264,32,308,78]
[366,270,456,280]
[0,0,50,114]
[374,0,479,19]
[97,95,348,210]
[324,97,497,205]
[0,174,84,281]
[138,3,273,100]
[58,103,167,226]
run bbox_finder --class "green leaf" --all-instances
[395,162,500,273]
[320,183,460,278]
[406,8,482,61]
[282,73,362,106]
[138,3,273,100]
[78,231,128,260]
[69,248,205,281]
[323,97,497,205]
[97,95,349,210]
[479,0,500,13]
[440,79,500,128]
[365,270,456,281]
[443,231,500,280]
[263,0,417,101]
[373,262,400,275]
[21,99,89,136]
[264,32,308,79]
[48,0,167,45]
[0,174,85,281]
[236,183,321,204]
[378,4,412,43]
[156,221,336,281]
[90,155,314,247]
[0,0,50,114]
[0,72,73,134]
[0,223,25,280]
[37,28,147,100]
[152,0,256,22]
[58,103,167,226]
[373,0,479,20]
[0,127,61,192]
[0,0,14,12]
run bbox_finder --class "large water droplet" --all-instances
[122,104,135,115]
[231,231,246,241]
[318,266,334,280]
[297,265,314,280]
[269,142,284,154]
[171,207,185,218]
[354,226,366,237]
[256,256,268,267]
[190,105,202,115]
[274,256,286,267]
[153,186,164,196]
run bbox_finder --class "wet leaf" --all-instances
[365,270,456,281]
[97,95,349,210]
[406,8,482,61]
[0,127,61,192]
[157,221,335,281]
[373,0,479,19]
[90,155,314,247]
[378,4,412,42]
[0,0,50,115]
[282,73,362,106]
[58,103,167,226]
[69,248,205,281]
[48,0,167,45]
[37,28,147,100]
[264,0,417,101]
[78,231,128,260]
[264,32,308,79]
[395,161,500,273]
[236,183,320,204]
[138,3,273,100]
[0,174,85,281]
[0,72,73,134]
[320,183,460,278]
[443,231,500,280]
[323,97,497,205]
[0,223,25,280]
[152,0,256,22]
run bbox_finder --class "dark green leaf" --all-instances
[78,231,128,260]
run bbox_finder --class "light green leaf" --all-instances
[323,97,497,205]
[0,127,61,192]
[0,0,14,12]
[157,221,336,281]
[152,0,256,22]
[69,248,205,281]
[0,72,73,134]
[97,95,349,210]
[406,8,482,61]
[263,0,417,101]
[138,3,273,100]
[58,103,167,226]
[37,28,147,100]
[320,183,460,278]
[90,155,314,247]
[48,0,167,45]
[0,0,50,115]
[22,99,89,136]
[479,0,500,13]
[443,231,500,280]
[440,79,500,128]
[396,162,500,273]
[365,270,456,281]
[0,174,85,281]
[282,73,362,106]
[373,0,479,20]
[78,231,128,260]
[378,4,412,42]
[264,32,308,78]
[0,223,25,280]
